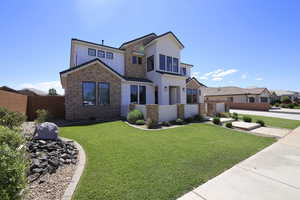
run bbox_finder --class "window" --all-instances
[248,97,255,103]
[82,82,96,106]
[181,67,186,75]
[97,50,105,58]
[106,52,113,59]
[130,85,147,104]
[173,58,179,72]
[167,56,172,71]
[98,83,110,105]
[138,57,142,64]
[260,97,268,103]
[139,86,146,104]
[130,85,138,104]
[132,56,137,64]
[147,55,154,72]
[88,48,96,56]
[159,54,166,70]
[187,89,197,104]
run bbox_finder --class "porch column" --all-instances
[198,103,206,115]
[177,104,185,119]
[146,104,159,122]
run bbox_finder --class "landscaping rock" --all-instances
[34,122,59,140]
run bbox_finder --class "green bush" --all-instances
[193,114,204,122]
[35,109,50,123]
[274,103,280,107]
[162,121,171,127]
[175,118,184,125]
[225,122,233,128]
[212,117,221,125]
[288,103,295,109]
[232,112,238,121]
[281,96,292,104]
[0,145,27,200]
[135,119,145,125]
[0,108,26,129]
[184,117,194,123]
[0,126,24,149]
[256,119,265,126]
[146,118,159,129]
[243,116,252,122]
[127,109,144,124]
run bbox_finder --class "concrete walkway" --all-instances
[230,109,300,121]
[178,127,300,200]
[270,108,300,115]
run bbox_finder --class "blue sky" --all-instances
[1,0,299,94]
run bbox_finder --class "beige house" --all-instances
[204,87,272,103]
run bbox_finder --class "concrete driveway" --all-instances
[178,127,300,200]
[230,109,300,121]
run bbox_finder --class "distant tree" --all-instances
[48,88,58,96]
[281,96,292,104]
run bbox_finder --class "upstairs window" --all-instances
[138,57,142,64]
[88,48,96,56]
[167,56,172,71]
[132,56,137,64]
[106,52,113,59]
[147,55,154,72]
[97,50,105,58]
[98,83,110,105]
[173,58,179,72]
[159,54,166,70]
[82,82,96,106]
[181,67,187,76]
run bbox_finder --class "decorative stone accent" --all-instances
[177,104,185,119]
[207,103,217,116]
[35,122,59,140]
[199,103,206,115]
[146,104,159,122]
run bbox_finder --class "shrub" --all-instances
[175,118,184,125]
[274,103,280,107]
[127,109,144,124]
[281,104,289,108]
[162,121,171,127]
[288,103,295,109]
[0,145,27,200]
[193,114,204,122]
[135,119,145,125]
[212,117,221,125]
[232,112,238,121]
[35,109,50,123]
[243,116,252,122]
[0,126,24,149]
[184,117,194,123]
[169,120,176,125]
[0,108,26,129]
[225,122,233,128]
[146,118,159,129]
[282,96,292,104]
[256,119,265,126]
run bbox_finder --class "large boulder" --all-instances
[34,122,59,140]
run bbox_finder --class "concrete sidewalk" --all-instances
[178,127,300,200]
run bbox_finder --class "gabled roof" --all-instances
[271,90,299,96]
[145,31,184,49]
[186,77,207,87]
[18,88,47,96]
[119,33,157,49]
[205,87,270,97]
[0,86,20,94]
[60,58,152,83]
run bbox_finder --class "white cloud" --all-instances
[241,74,247,79]
[194,68,238,81]
[18,81,64,95]
[256,77,263,81]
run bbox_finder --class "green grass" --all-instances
[60,121,274,200]
[239,114,300,129]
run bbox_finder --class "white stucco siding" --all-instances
[160,75,186,105]
[184,104,198,118]
[75,44,125,75]
[158,105,178,122]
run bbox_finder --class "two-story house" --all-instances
[60,32,206,120]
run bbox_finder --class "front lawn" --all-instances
[239,114,300,129]
[60,121,274,200]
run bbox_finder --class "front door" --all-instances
[169,86,179,105]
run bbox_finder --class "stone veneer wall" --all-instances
[146,104,159,122]
[122,35,156,78]
[65,63,121,120]
[199,103,206,115]
[177,104,185,119]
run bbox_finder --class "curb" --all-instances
[61,138,86,200]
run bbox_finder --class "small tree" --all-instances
[281,96,292,104]
[48,88,58,96]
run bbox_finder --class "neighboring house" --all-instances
[60,32,205,120]
[204,87,271,103]
[271,90,300,102]
[18,88,47,96]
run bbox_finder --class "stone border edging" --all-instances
[61,138,86,200]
